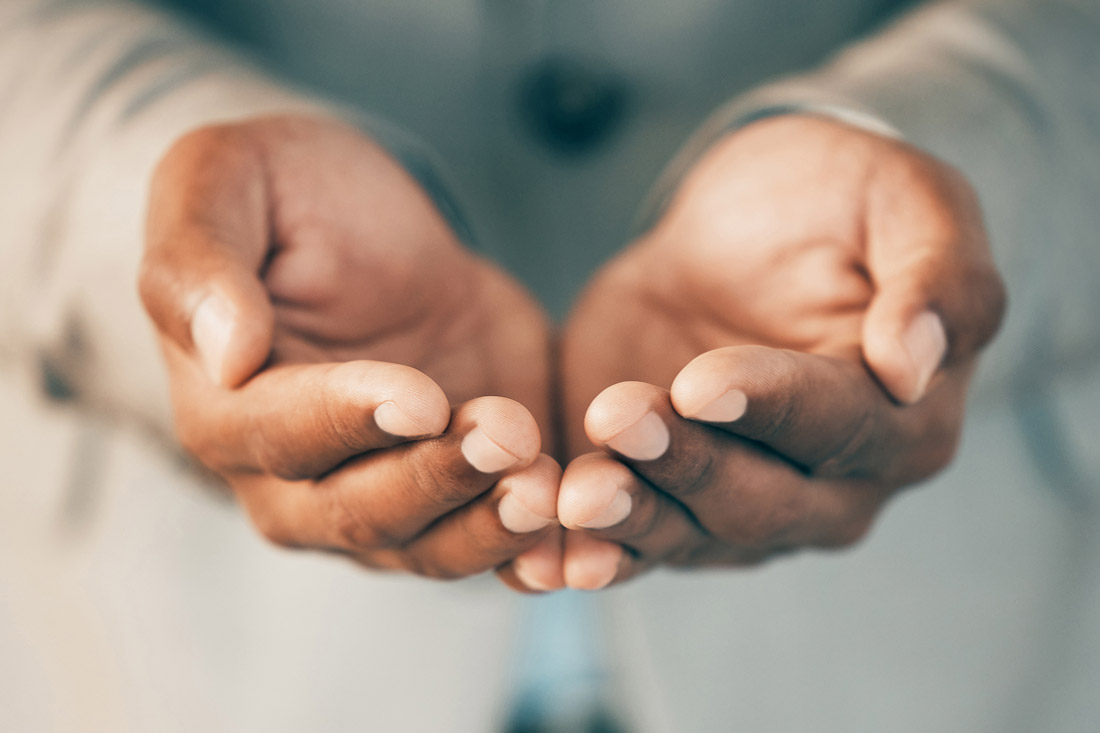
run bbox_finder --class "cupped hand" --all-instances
[139,115,564,589]
[557,115,1006,589]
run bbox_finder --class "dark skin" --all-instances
[557,115,1005,589]
[140,115,565,590]
[141,113,1004,592]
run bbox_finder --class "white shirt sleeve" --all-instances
[0,0,334,434]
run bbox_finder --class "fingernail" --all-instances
[498,492,555,533]
[579,561,619,591]
[605,411,669,461]
[513,554,557,592]
[565,544,621,591]
[191,295,234,385]
[690,388,748,423]
[374,400,435,438]
[579,488,632,529]
[461,426,520,473]
[903,310,947,402]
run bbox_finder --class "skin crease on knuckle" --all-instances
[405,444,477,508]
[810,400,880,479]
[245,405,312,481]
[706,485,799,551]
[326,485,402,554]
[749,351,803,444]
[451,497,521,567]
[246,498,300,550]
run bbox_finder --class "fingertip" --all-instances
[584,382,659,440]
[459,396,542,474]
[863,305,946,404]
[585,383,670,461]
[512,527,565,592]
[497,454,562,533]
[670,354,749,424]
[324,361,450,440]
[369,366,451,438]
[563,531,623,591]
[558,454,635,530]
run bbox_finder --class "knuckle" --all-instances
[401,552,465,581]
[250,509,298,550]
[320,376,370,457]
[674,450,717,499]
[823,515,874,550]
[253,442,303,481]
[752,351,803,442]
[265,460,312,483]
[629,493,665,540]
[408,453,471,508]
[248,420,311,482]
[812,403,878,477]
[328,491,401,552]
[461,510,508,558]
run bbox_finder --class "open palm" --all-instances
[555,116,1004,589]
[142,115,561,587]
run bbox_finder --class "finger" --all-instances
[394,455,561,580]
[862,162,1006,403]
[560,531,766,590]
[241,396,542,552]
[562,531,635,591]
[670,345,901,477]
[140,124,274,387]
[558,453,707,563]
[174,358,452,480]
[586,382,879,551]
[498,525,567,593]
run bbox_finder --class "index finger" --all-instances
[669,345,964,483]
[169,351,451,481]
[235,396,543,552]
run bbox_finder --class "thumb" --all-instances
[862,251,1006,405]
[138,124,274,388]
